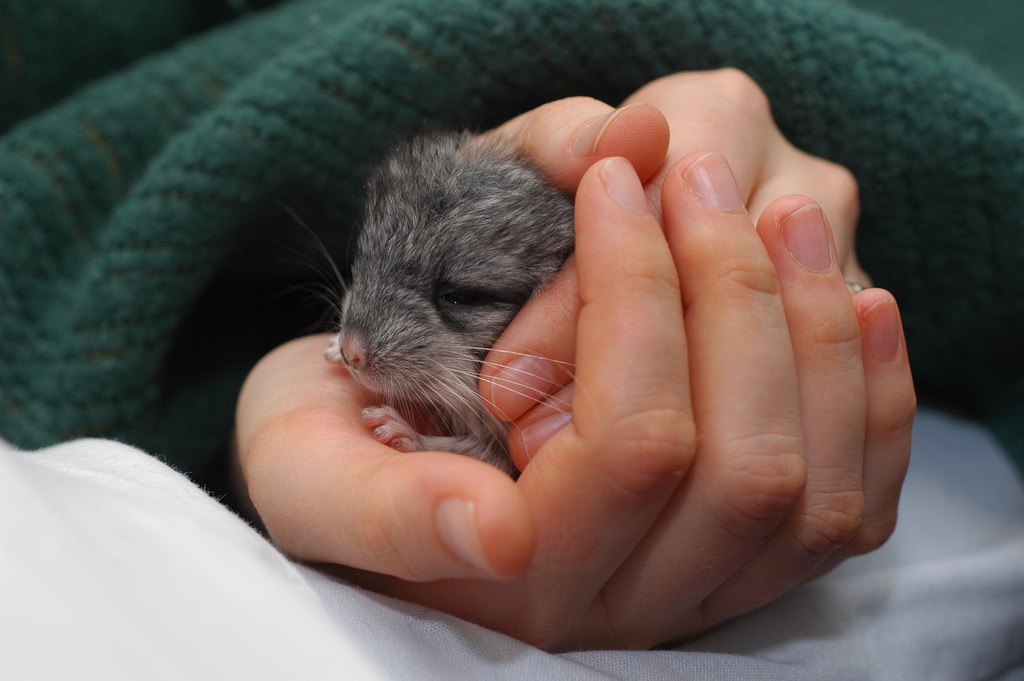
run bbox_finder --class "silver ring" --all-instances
[846,280,866,295]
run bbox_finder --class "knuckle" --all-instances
[805,312,862,354]
[561,94,605,109]
[873,385,918,438]
[620,267,683,303]
[351,469,451,583]
[354,512,425,580]
[604,408,696,496]
[817,158,861,223]
[542,95,606,127]
[707,67,772,116]
[715,435,807,527]
[822,159,859,200]
[797,491,865,555]
[847,514,899,555]
[522,96,606,148]
[683,249,780,308]
[719,256,781,299]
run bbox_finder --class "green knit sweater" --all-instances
[2,0,1023,489]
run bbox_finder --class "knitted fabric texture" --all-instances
[2,0,1023,485]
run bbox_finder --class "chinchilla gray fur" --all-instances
[327,131,575,476]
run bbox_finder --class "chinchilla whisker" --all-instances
[425,360,512,418]
[424,380,489,436]
[419,359,469,401]
[465,346,576,369]
[476,357,578,386]
[433,368,488,415]
[476,382,571,423]
[428,363,509,427]
[434,347,574,399]
[279,201,348,296]
[441,365,573,417]
[274,281,346,335]
[283,280,344,316]
[476,397,514,425]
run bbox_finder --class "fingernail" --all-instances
[490,356,560,419]
[572,108,617,158]
[519,410,572,456]
[601,157,650,215]
[436,498,491,573]
[864,298,901,361]
[682,152,746,212]
[782,204,833,272]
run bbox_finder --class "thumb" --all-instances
[237,335,535,581]
[482,98,669,191]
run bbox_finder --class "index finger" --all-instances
[504,158,694,625]
[570,159,693,473]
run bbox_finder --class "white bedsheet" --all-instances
[3,407,1023,680]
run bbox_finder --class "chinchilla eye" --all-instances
[440,289,495,307]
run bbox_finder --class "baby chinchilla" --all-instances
[326,131,575,476]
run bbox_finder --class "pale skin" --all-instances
[235,70,916,651]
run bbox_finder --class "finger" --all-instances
[603,153,807,639]
[748,152,868,287]
[508,381,575,469]
[701,196,868,620]
[510,157,694,625]
[830,289,915,561]
[621,69,780,219]
[479,256,578,424]
[482,98,670,191]
[570,157,694,483]
[237,335,535,582]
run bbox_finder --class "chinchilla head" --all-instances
[335,131,575,413]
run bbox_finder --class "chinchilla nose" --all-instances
[338,332,366,372]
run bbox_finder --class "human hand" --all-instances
[236,154,914,649]
[234,93,675,585]
[235,70,915,650]
[287,151,909,649]
[477,70,915,629]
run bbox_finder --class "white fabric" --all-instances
[3,408,1023,680]
[0,439,388,680]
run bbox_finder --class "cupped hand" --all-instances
[235,86,677,586]
[479,70,915,629]
[236,155,914,649]
[234,70,916,651]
